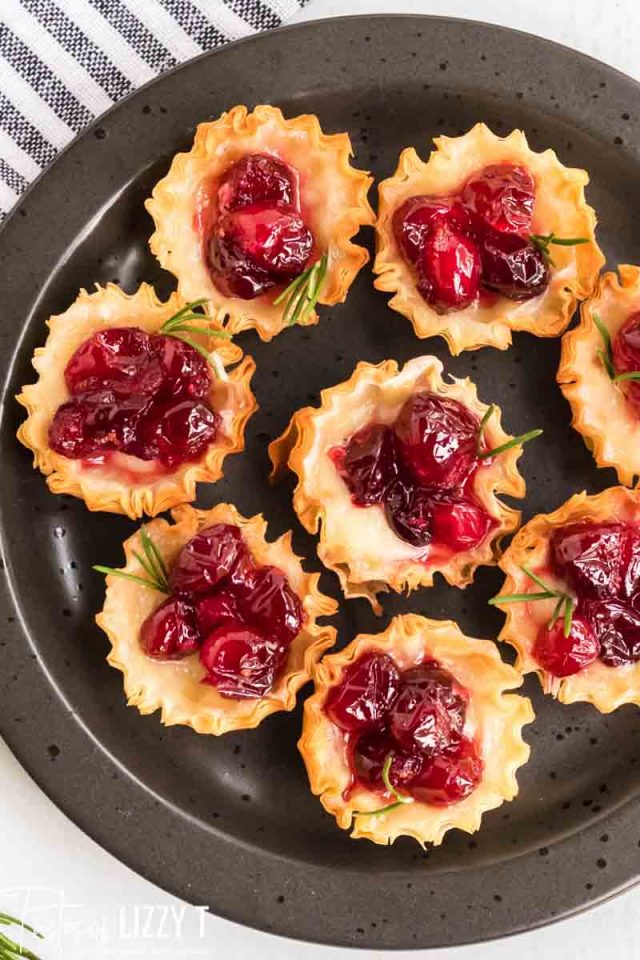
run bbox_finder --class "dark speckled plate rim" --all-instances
[1,13,640,950]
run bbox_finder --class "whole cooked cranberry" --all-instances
[533,615,599,677]
[429,498,492,552]
[49,388,151,459]
[411,738,483,805]
[462,164,535,235]
[388,664,467,756]
[622,528,640,601]
[384,480,433,547]
[394,392,479,489]
[551,523,625,599]
[196,591,241,635]
[151,335,210,400]
[218,153,296,215]
[324,652,401,733]
[169,524,247,596]
[582,599,640,667]
[234,565,303,644]
[137,398,218,466]
[333,424,397,506]
[612,312,640,413]
[353,727,424,789]
[478,226,548,300]
[210,203,313,299]
[392,196,469,263]
[200,625,287,699]
[418,219,481,312]
[140,596,200,660]
[64,327,161,397]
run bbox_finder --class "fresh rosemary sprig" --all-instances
[477,404,543,460]
[0,913,44,960]
[489,565,575,637]
[273,253,329,326]
[159,298,232,364]
[94,526,169,594]
[593,312,640,382]
[530,232,589,267]
[354,753,414,818]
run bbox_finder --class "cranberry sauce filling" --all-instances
[48,327,219,468]
[533,522,640,674]
[139,523,304,699]
[324,651,483,806]
[330,393,494,552]
[393,163,549,312]
[612,312,640,413]
[205,152,314,300]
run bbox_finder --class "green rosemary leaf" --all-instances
[596,348,616,380]
[592,313,616,380]
[0,917,42,940]
[381,753,413,805]
[93,566,168,594]
[548,594,566,628]
[563,596,575,638]
[593,312,612,352]
[489,591,557,605]
[477,404,496,454]
[273,269,307,308]
[166,323,232,339]
[0,928,44,960]
[132,549,158,585]
[478,428,543,460]
[354,800,408,818]
[142,526,169,584]
[546,236,589,247]
[274,253,329,327]
[161,299,209,330]
[613,371,640,382]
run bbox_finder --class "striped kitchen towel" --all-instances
[0,0,306,219]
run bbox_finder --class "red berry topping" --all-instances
[195,591,241,635]
[169,523,247,596]
[200,625,287,699]
[49,388,152,459]
[325,653,401,733]
[392,196,468,263]
[411,738,483,806]
[477,227,548,300]
[533,615,599,677]
[429,498,492,552]
[462,164,535,235]
[388,664,467,756]
[612,312,640,413]
[332,424,397,506]
[353,727,424,789]
[233,565,303,644]
[581,599,640,667]
[151,335,210,400]
[622,528,640,601]
[64,327,161,397]
[418,219,481,311]
[218,153,296,215]
[209,203,313,299]
[140,597,200,660]
[551,523,625,599]
[384,480,433,547]
[393,392,479,489]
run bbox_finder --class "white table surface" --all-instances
[2,1,640,957]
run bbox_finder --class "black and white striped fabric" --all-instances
[0,0,305,220]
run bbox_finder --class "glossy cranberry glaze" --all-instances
[325,651,482,807]
[49,327,218,468]
[139,523,304,699]
[331,392,493,552]
[393,163,548,311]
[533,521,640,675]
[206,152,314,299]
[612,312,640,413]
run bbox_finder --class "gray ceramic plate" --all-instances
[2,14,640,950]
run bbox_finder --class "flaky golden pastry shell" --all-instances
[558,266,640,485]
[269,355,526,611]
[96,502,338,735]
[146,104,374,341]
[299,614,533,846]
[495,486,640,712]
[374,123,604,354]
[17,283,256,519]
